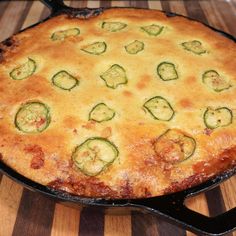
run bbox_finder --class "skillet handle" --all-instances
[130,195,236,235]
[40,0,70,14]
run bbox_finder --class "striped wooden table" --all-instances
[0,1,235,235]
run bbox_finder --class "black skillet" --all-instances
[0,0,236,235]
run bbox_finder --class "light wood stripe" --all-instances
[104,214,132,236]
[21,1,46,29]
[111,1,130,7]
[87,0,100,8]
[0,1,28,41]
[0,176,23,236]
[148,1,162,10]
[51,204,80,236]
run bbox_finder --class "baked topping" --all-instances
[101,21,127,32]
[125,40,144,54]
[181,40,206,55]
[144,96,175,121]
[81,41,107,55]
[204,107,233,129]
[157,62,178,81]
[72,137,118,176]
[100,64,128,89]
[89,103,115,122]
[52,70,79,91]
[202,70,231,92]
[10,58,36,80]
[15,102,50,133]
[51,28,80,41]
[154,129,196,163]
[141,24,164,36]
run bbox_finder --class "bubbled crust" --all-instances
[0,8,236,199]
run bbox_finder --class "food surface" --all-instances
[0,8,235,198]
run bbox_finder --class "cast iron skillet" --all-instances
[0,0,236,235]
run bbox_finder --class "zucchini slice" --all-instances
[101,22,127,32]
[52,70,79,91]
[202,70,231,92]
[157,62,178,81]
[143,96,175,121]
[72,137,119,176]
[51,28,80,41]
[100,64,128,89]
[141,24,164,36]
[125,40,144,54]
[15,101,50,133]
[181,40,206,55]
[10,58,36,80]
[203,107,233,129]
[81,41,107,55]
[89,103,115,123]
[154,129,196,163]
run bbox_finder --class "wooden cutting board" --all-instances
[0,1,235,235]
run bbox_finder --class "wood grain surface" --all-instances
[0,1,235,235]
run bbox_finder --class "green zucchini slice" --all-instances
[15,102,50,133]
[101,22,127,32]
[52,70,79,91]
[203,107,233,129]
[157,62,178,81]
[81,42,107,55]
[51,28,80,41]
[154,129,196,163]
[100,64,128,89]
[89,103,115,123]
[141,24,164,36]
[125,40,144,54]
[72,137,119,176]
[143,96,175,121]
[202,70,231,92]
[181,40,206,55]
[10,58,36,80]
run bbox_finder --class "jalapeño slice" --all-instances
[203,107,233,129]
[89,103,115,123]
[154,129,196,163]
[72,137,119,176]
[125,40,144,54]
[100,64,128,89]
[52,70,79,91]
[141,24,164,36]
[181,40,206,55]
[157,62,178,81]
[51,28,80,41]
[143,96,175,121]
[81,42,107,55]
[15,101,50,133]
[202,70,231,92]
[101,22,127,32]
[10,58,36,80]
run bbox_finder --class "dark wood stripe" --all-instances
[0,1,10,21]
[213,0,236,37]
[205,186,226,217]
[79,208,104,236]
[160,0,171,12]
[15,1,33,32]
[156,218,187,236]
[100,0,112,8]
[129,0,149,8]
[184,0,208,24]
[0,173,2,183]
[131,212,158,236]
[12,189,55,236]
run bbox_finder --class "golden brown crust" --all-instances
[0,8,236,199]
